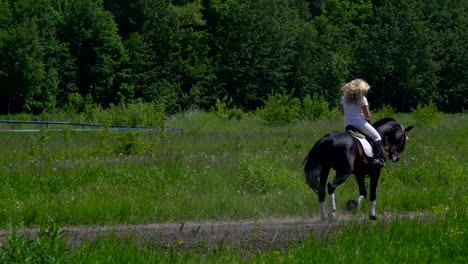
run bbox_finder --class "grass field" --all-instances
[0,111,466,262]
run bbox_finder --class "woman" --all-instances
[340,79,385,167]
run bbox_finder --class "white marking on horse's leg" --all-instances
[329,193,336,212]
[357,195,365,207]
[320,202,327,223]
[329,193,336,221]
[370,200,376,217]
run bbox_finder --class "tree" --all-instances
[61,0,130,108]
[294,0,373,107]
[103,0,145,39]
[13,0,78,112]
[355,0,443,112]
[208,0,303,110]
[0,0,13,30]
[424,0,468,112]
[120,0,181,112]
[172,0,215,109]
[0,20,45,114]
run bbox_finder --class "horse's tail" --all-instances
[304,136,331,194]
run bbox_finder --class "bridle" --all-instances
[382,126,408,154]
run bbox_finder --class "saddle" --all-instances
[346,125,374,158]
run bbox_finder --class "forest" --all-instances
[0,0,466,115]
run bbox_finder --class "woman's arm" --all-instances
[362,105,371,122]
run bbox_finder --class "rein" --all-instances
[381,129,407,153]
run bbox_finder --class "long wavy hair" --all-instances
[342,79,370,104]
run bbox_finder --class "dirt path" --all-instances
[0,212,424,252]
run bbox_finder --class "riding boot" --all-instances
[372,140,385,168]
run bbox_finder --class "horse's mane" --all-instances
[373,117,396,128]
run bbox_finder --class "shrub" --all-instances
[0,223,67,263]
[0,112,33,129]
[87,100,166,127]
[210,96,244,120]
[323,106,342,120]
[256,92,301,125]
[300,94,329,120]
[374,104,397,120]
[411,102,441,127]
[113,131,153,155]
[65,93,85,113]
[239,153,301,194]
[7,112,32,121]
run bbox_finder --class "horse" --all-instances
[304,118,414,223]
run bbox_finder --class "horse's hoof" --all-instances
[346,200,358,211]
[369,215,377,220]
[328,212,336,222]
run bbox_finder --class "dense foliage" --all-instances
[0,0,466,114]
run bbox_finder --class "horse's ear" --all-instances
[405,126,414,132]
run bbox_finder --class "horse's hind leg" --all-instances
[327,167,353,221]
[318,166,331,223]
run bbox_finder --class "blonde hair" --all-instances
[342,79,370,104]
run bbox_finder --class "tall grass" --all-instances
[285,208,467,263]
[0,109,467,261]
[0,111,466,227]
[1,206,466,263]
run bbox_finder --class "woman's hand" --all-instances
[362,105,372,121]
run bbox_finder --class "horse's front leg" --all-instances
[355,174,367,207]
[369,170,381,220]
[345,174,366,212]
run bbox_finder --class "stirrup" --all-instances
[372,158,385,168]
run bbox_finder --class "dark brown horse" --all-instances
[304,118,414,223]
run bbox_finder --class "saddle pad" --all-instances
[350,134,374,158]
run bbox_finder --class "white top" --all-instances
[341,95,368,123]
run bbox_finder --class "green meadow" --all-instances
[0,110,466,262]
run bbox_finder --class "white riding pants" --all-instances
[345,118,381,142]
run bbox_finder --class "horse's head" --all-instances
[374,118,414,162]
[386,125,414,162]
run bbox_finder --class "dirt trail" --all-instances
[0,212,424,252]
